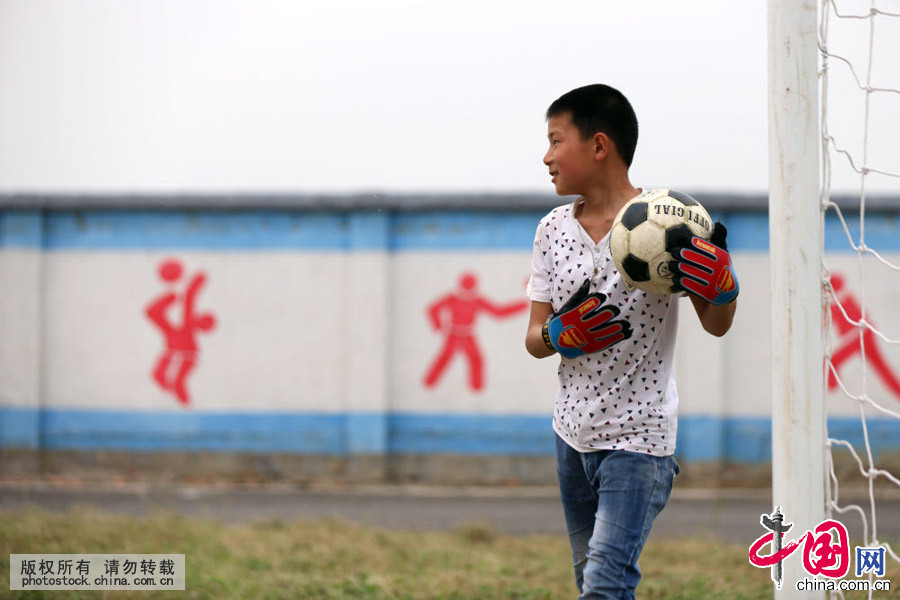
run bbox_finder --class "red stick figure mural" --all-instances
[146,259,217,406]
[828,273,900,399]
[423,272,528,391]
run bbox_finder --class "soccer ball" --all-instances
[609,189,714,295]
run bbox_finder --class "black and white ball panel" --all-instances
[609,189,714,296]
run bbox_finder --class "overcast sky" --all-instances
[0,0,897,195]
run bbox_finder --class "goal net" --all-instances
[820,0,900,596]
[769,0,900,597]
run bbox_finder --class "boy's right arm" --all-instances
[525,301,556,358]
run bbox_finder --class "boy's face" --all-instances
[543,112,598,196]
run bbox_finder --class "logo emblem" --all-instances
[559,327,587,349]
[716,266,736,292]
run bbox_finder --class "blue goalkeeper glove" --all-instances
[542,279,633,358]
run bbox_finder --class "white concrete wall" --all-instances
[1,207,899,465]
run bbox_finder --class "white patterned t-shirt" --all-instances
[526,199,679,456]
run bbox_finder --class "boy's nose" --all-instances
[542,150,552,165]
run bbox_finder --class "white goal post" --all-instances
[767,0,826,598]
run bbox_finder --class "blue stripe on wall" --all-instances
[0,211,42,248]
[7,408,352,453]
[2,407,899,463]
[390,212,543,251]
[0,407,42,448]
[1,209,899,251]
[43,211,351,251]
[388,414,554,455]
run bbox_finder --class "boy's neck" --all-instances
[575,181,641,221]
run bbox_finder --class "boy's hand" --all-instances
[669,222,739,306]
[542,280,633,358]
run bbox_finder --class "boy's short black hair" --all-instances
[546,84,639,167]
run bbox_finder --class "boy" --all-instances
[524,84,738,599]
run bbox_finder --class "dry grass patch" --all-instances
[1,508,894,599]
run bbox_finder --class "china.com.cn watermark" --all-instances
[748,507,891,592]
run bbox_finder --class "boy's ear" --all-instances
[593,132,611,161]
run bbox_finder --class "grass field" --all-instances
[1,508,894,599]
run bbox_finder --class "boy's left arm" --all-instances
[689,294,736,337]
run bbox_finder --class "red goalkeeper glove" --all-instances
[542,279,633,359]
[669,221,739,305]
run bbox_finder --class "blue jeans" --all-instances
[555,434,679,600]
